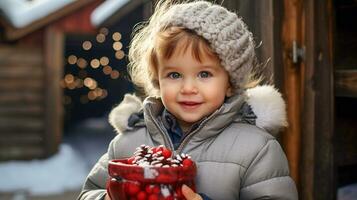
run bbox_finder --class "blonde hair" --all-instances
[128,0,261,97]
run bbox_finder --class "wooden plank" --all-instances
[0,79,43,91]
[335,70,357,97]
[0,65,43,78]
[43,26,64,157]
[0,46,42,64]
[281,0,302,186]
[0,129,42,135]
[0,118,44,131]
[0,92,43,104]
[0,105,43,116]
[300,1,316,199]
[300,0,335,199]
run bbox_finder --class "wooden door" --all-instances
[299,0,335,199]
[0,28,64,161]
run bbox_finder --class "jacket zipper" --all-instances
[147,109,175,150]
[176,108,222,154]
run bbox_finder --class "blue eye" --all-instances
[198,71,212,78]
[168,72,181,79]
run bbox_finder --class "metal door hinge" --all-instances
[292,41,305,64]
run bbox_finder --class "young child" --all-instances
[78,1,298,199]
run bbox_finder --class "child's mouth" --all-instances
[179,101,202,109]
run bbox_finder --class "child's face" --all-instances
[157,41,232,130]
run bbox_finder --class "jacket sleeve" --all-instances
[77,139,116,200]
[240,139,298,200]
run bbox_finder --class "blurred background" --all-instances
[0,0,356,199]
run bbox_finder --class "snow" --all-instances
[0,117,115,197]
[0,144,88,196]
[90,0,130,27]
[338,183,357,200]
[0,0,74,28]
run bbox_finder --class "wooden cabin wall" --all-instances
[0,37,46,160]
[0,1,102,161]
[301,0,335,199]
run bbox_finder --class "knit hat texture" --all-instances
[159,1,257,92]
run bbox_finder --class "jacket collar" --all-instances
[142,94,247,142]
[109,85,288,137]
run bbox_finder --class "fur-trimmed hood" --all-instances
[109,85,287,136]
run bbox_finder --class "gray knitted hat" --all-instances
[158,1,257,93]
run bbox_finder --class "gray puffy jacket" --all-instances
[78,85,298,200]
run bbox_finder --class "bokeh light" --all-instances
[82,41,92,51]
[110,70,120,79]
[67,55,77,65]
[84,77,97,90]
[64,74,74,84]
[112,32,122,41]
[100,56,109,66]
[103,65,112,75]
[90,59,100,69]
[115,50,125,60]
[113,42,123,51]
[96,33,106,43]
[77,57,88,69]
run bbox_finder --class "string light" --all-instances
[84,77,97,89]
[94,88,103,97]
[96,33,106,43]
[77,57,88,69]
[110,70,120,79]
[103,65,112,75]
[90,59,100,69]
[88,91,96,100]
[112,32,122,41]
[112,42,123,51]
[64,29,126,104]
[115,50,125,60]
[64,74,74,83]
[67,55,77,65]
[82,41,92,51]
[100,56,109,66]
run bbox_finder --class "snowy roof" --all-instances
[0,0,75,28]
[90,0,146,27]
[91,0,130,27]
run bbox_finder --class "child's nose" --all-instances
[180,79,198,94]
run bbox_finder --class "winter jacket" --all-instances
[77,85,298,200]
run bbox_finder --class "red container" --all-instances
[107,159,197,200]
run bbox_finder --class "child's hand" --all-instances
[182,184,203,200]
[104,193,111,200]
